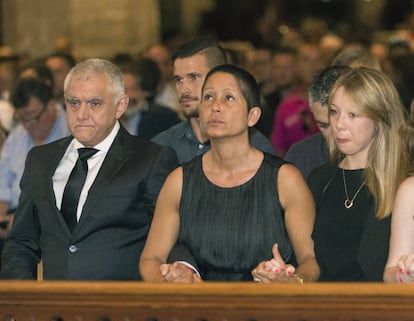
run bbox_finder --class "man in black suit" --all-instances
[0,58,178,280]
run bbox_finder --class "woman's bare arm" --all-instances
[279,164,320,282]
[139,167,183,281]
[384,177,414,283]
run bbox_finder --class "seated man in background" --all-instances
[284,65,351,179]
[143,43,180,113]
[285,48,382,179]
[46,52,76,107]
[271,42,323,157]
[120,58,181,139]
[0,77,69,251]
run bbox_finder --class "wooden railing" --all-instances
[0,281,414,321]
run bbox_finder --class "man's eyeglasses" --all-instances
[13,105,47,124]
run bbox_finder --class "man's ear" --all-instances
[116,94,129,119]
[247,106,262,127]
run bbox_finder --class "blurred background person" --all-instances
[263,46,301,138]
[318,33,345,66]
[271,46,299,110]
[332,47,382,70]
[18,61,54,87]
[271,42,324,157]
[46,52,76,107]
[143,43,180,113]
[0,77,69,262]
[245,45,276,137]
[120,58,181,139]
[0,50,19,135]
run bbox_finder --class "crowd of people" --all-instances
[0,25,413,283]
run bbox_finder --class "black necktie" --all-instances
[61,148,98,232]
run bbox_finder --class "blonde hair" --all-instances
[328,67,408,219]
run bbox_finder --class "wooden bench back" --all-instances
[1,281,413,321]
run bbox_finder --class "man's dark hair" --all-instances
[309,65,351,106]
[172,35,228,68]
[10,77,53,109]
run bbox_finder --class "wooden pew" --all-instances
[0,281,413,321]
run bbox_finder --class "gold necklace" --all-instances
[342,169,366,209]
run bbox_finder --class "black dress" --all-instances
[179,153,294,281]
[308,163,391,282]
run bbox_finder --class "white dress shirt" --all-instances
[53,122,120,221]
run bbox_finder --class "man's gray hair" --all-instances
[64,58,125,103]
[309,65,351,106]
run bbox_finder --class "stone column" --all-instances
[2,0,161,60]
[2,0,70,59]
[69,0,161,59]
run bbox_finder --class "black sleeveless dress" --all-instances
[179,153,294,281]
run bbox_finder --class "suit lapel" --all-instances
[75,128,131,230]
[42,137,74,235]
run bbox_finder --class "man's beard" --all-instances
[179,94,199,119]
[183,108,199,119]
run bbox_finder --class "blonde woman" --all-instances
[308,67,407,281]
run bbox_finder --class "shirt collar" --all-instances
[71,121,120,153]
[182,119,206,143]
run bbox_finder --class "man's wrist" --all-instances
[176,261,201,278]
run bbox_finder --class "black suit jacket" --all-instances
[0,125,178,280]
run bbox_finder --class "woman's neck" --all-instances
[339,155,367,170]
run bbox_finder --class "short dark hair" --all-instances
[172,36,228,69]
[10,77,53,109]
[309,65,351,106]
[202,64,260,111]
